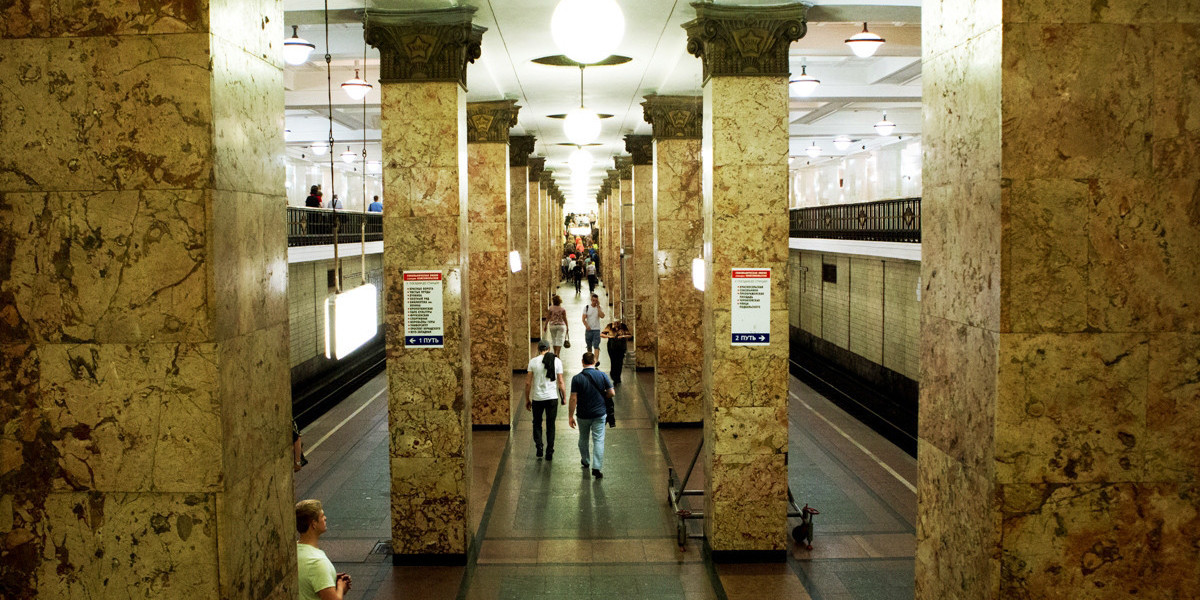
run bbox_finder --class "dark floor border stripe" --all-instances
[472,423,511,431]
[393,553,467,566]
[454,428,515,600]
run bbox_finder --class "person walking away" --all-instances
[582,293,606,364]
[586,260,598,294]
[600,320,632,385]
[525,340,566,460]
[296,499,352,600]
[545,295,569,355]
[569,352,615,479]
[368,195,383,212]
[573,259,584,296]
[561,254,570,280]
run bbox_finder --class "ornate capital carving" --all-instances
[509,135,536,166]
[614,156,633,179]
[606,170,620,195]
[682,2,808,83]
[624,135,653,165]
[600,179,611,199]
[466,100,519,143]
[642,94,703,140]
[528,157,545,182]
[364,7,486,88]
[539,171,554,187]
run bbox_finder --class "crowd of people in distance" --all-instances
[303,184,382,212]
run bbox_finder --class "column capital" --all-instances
[539,171,554,187]
[642,94,703,140]
[510,135,536,166]
[600,179,611,199]
[528,156,545,181]
[466,100,519,143]
[364,7,486,88]
[682,2,808,84]
[624,135,653,165]
[614,156,633,179]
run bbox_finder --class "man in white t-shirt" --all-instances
[296,499,351,600]
[525,340,567,460]
[582,293,606,362]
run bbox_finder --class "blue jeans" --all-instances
[585,329,601,352]
[576,416,606,471]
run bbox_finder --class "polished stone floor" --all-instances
[294,280,916,599]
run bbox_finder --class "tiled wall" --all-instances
[287,255,385,369]
[792,250,920,382]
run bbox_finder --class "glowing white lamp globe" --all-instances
[341,69,373,101]
[568,148,594,174]
[311,142,329,156]
[563,107,602,146]
[789,65,820,97]
[805,142,822,158]
[283,25,316,66]
[340,146,356,164]
[845,23,885,58]
[551,0,625,65]
[834,135,853,151]
[874,112,896,137]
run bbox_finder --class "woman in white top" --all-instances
[544,295,569,355]
[525,340,566,460]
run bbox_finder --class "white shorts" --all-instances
[548,324,567,347]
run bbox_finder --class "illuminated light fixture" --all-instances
[550,0,625,65]
[874,112,896,136]
[845,23,885,58]
[324,284,379,359]
[340,145,356,164]
[564,107,601,146]
[311,142,328,156]
[568,148,594,174]
[340,68,372,100]
[283,25,316,65]
[509,250,523,273]
[691,257,706,291]
[805,142,822,158]
[789,60,820,97]
[366,160,382,174]
[834,135,853,151]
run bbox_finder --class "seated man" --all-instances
[296,499,352,600]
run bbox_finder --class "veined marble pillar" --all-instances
[684,3,806,558]
[627,135,657,369]
[0,3,293,597]
[527,158,545,341]
[617,157,635,329]
[536,172,552,310]
[607,169,624,317]
[509,136,535,371]
[365,7,484,563]
[918,1,1200,596]
[466,100,517,427]
[643,95,704,423]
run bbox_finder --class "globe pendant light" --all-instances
[563,67,601,146]
[874,112,896,136]
[568,148,594,174]
[283,25,316,65]
[341,68,372,100]
[311,141,329,156]
[789,61,820,97]
[805,142,822,158]
[834,135,853,151]
[340,145,356,164]
[845,23,885,58]
[551,0,625,65]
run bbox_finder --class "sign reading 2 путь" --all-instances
[403,270,444,348]
[731,268,770,346]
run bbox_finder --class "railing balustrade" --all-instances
[287,207,383,247]
[789,197,921,243]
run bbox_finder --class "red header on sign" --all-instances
[403,272,443,281]
[731,269,770,278]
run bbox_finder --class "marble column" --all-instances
[0,3,293,597]
[917,1,1200,596]
[617,157,636,330]
[536,172,552,312]
[627,136,657,370]
[607,169,624,318]
[643,95,704,423]
[509,136,535,371]
[466,100,517,427]
[527,158,545,342]
[365,7,485,564]
[684,2,806,558]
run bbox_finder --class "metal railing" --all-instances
[789,197,921,243]
[287,207,383,247]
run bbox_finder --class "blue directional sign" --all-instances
[406,336,444,347]
[732,334,770,344]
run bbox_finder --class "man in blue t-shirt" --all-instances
[368,195,383,212]
[569,352,615,479]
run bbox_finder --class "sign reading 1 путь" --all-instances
[731,268,770,346]
[403,270,444,348]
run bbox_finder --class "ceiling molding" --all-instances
[805,5,921,24]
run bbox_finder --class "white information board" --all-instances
[731,268,771,346]
[403,270,444,348]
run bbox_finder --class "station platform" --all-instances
[294,282,915,599]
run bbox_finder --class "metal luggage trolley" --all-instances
[666,439,818,550]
